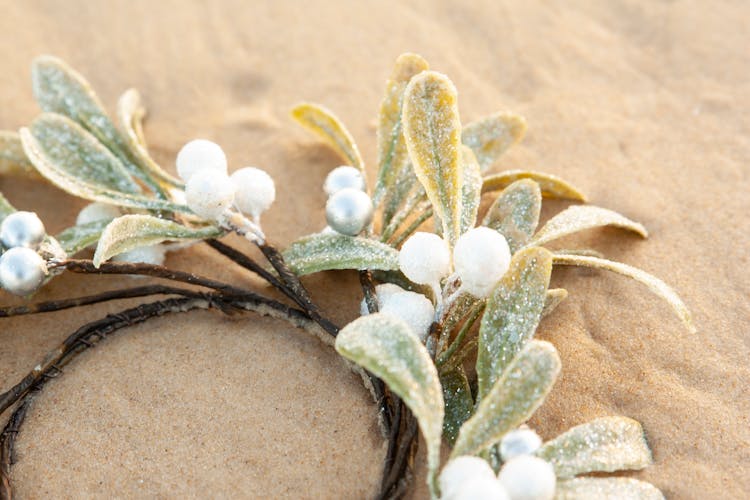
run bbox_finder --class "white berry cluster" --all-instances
[360,283,434,341]
[0,211,48,295]
[322,166,373,236]
[439,428,555,500]
[178,139,276,222]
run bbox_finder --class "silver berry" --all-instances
[0,211,46,249]
[325,188,373,236]
[0,247,47,296]
[323,166,366,196]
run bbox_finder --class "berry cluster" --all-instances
[0,212,48,295]
[322,166,373,236]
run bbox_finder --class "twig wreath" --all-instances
[0,53,693,500]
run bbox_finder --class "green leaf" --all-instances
[462,112,527,172]
[531,205,648,247]
[402,71,464,245]
[451,340,561,458]
[335,313,444,496]
[542,288,568,318]
[537,416,653,478]
[482,179,542,253]
[483,170,586,202]
[56,219,112,255]
[291,102,365,173]
[282,233,399,276]
[93,215,222,267]
[476,247,552,400]
[441,366,474,446]
[555,478,664,500]
[0,131,37,178]
[0,192,17,221]
[552,254,696,333]
[460,146,482,234]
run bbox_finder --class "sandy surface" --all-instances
[0,0,748,498]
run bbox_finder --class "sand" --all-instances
[0,0,748,498]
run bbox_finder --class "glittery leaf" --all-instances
[441,366,474,446]
[374,53,429,209]
[0,131,37,178]
[335,313,444,496]
[93,215,222,267]
[531,205,648,247]
[537,416,653,478]
[402,71,464,245]
[451,340,561,457]
[462,112,527,172]
[291,102,365,173]
[552,254,695,333]
[460,146,482,234]
[0,192,16,221]
[483,170,586,202]
[483,179,541,253]
[282,233,399,276]
[56,219,111,255]
[555,477,664,500]
[542,288,568,318]
[476,247,552,400]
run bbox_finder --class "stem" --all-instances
[388,207,433,248]
[436,303,483,368]
[1,392,33,500]
[206,239,286,291]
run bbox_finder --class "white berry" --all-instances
[359,283,406,315]
[380,290,435,341]
[76,203,121,226]
[453,227,511,298]
[398,232,451,286]
[324,166,366,196]
[498,455,556,500]
[449,474,509,500]
[325,188,373,236]
[230,167,276,219]
[185,170,236,220]
[500,428,542,461]
[439,456,498,500]
[0,211,46,249]
[176,139,227,182]
[0,247,47,295]
[113,244,167,266]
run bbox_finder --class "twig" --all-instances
[0,392,33,500]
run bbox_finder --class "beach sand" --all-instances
[0,1,748,498]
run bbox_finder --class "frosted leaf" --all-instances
[441,366,474,445]
[476,247,552,400]
[541,288,568,318]
[55,219,111,256]
[462,112,527,172]
[552,254,696,333]
[402,71,464,245]
[0,131,37,178]
[335,313,444,496]
[531,205,648,247]
[0,192,16,221]
[291,102,365,173]
[483,179,542,253]
[451,340,561,458]
[93,214,222,267]
[483,170,586,202]
[555,478,664,500]
[282,233,399,276]
[460,146,482,234]
[537,416,653,478]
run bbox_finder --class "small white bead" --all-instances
[380,291,435,341]
[453,227,511,298]
[0,211,46,249]
[398,232,451,286]
[439,456,498,500]
[498,455,556,500]
[324,166,366,196]
[359,283,405,316]
[176,139,228,182]
[112,244,167,266]
[325,188,373,236]
[500,428,542,461]
[449,474,509,500]
[185,170,236,220]
[0,247,47,295]
[230,167,276,219]
[76,203,121,226]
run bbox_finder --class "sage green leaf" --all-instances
[482,179,542,253]
[531,205,648,247]
[374,53,429,208]
[552,254,696,333]
[93,215,222,267]
[537,416,652,478]
[476,247,552,400]
[0,192,16,221]
[402,71,464,245]
[542,288,568,318]
[451,340,561,458]
[441,366,474,445]
[56,219,111,255]
[462,112,527,171]
[460,146,482,234]
[483,170,586,202]
[555,478,664,500]
[0,131,37,177]
[335,313,444,495]
[282,233,399,276]
[291,102,365,173]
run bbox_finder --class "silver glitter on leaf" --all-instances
[452,340,561,457]
[555,477,664,500]
[459,146,482,234]
[542,288,568,318]
[0,131,37,178]
[483,170,587,202]
[440,366,474,446]
[462,112,527,172]
[483,179,542,253]
[282,233,399,276]
[531,205,648,247]
[56,219,111,256]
